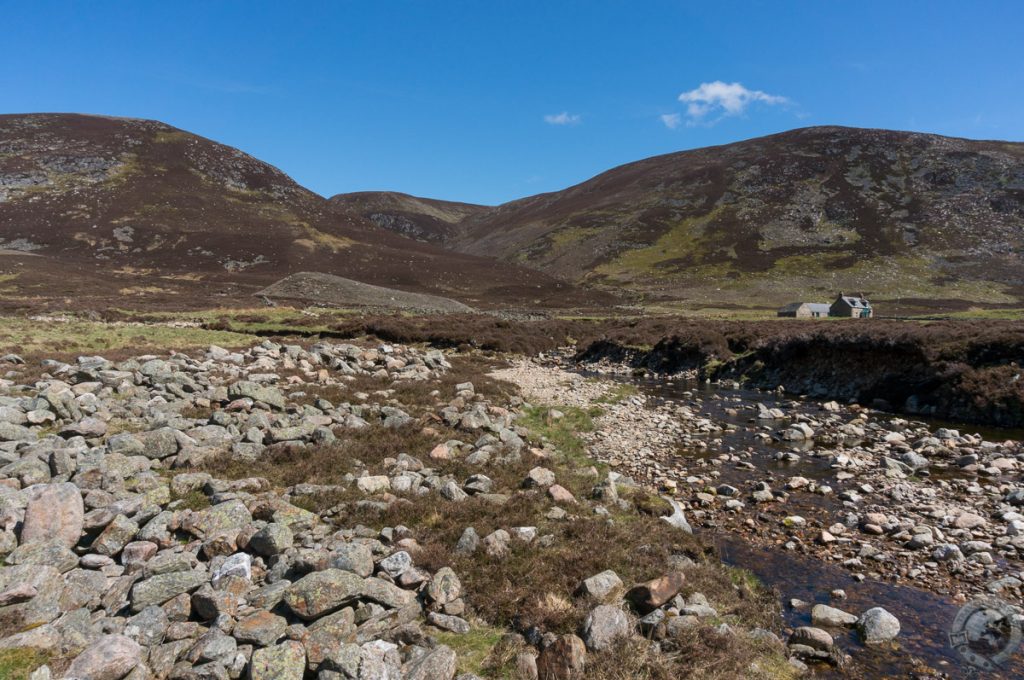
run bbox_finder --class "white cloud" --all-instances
[678,81,787,123]
[544,111,581,125]
[659,113,682,130]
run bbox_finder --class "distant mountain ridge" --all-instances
[0,113,604,311]
[331,126,1024,310]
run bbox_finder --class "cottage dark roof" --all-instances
[778,302,804,313]
[838,295,871,309]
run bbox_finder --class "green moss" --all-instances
[518,404,603,467]
[169,488,211,512]
[594,383,639,404]
[0,648,49,680]
[432,626,515,677]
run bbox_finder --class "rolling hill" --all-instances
[0,113,604,312]
[332,127,1024,311]
[329,191,487,246]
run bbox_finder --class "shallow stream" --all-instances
[605,373,1024,678]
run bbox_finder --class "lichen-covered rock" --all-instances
[250,640,306,680]
[580,604,631,651]
[233,610,287,647]
[20,482,83,548]
[131,570,206,611]
[403,644,457,680]
[65,634,143,680]
[283,569,365,620]
[425,567,462,605]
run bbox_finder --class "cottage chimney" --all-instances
[859,292,866,300]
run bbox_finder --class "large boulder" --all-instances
[65,634,143,680]
[20,482,83,548]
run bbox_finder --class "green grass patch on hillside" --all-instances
[0,316,255,355]
[113,306,360,334]
[595,208,726,283]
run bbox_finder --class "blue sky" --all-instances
[4,1,1023,204]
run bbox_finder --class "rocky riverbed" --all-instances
[0,340,820,679]
[494,356,1024,677]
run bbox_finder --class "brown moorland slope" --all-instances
[334,126,1024,310]
[328,191,488,246]
[0,113,608,311]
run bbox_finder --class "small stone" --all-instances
[426,567,462,605]
[536,634,586,680]
[626,572,686,614]
[329,543,374,577]
[547,484,576,504]
[580,604,631,651]
[403,644,458,680]
[811,604,857,627]
[577,570,623,602]
[233,610,287,647]
[523,467,556,488]
[427,612,471,634]
[483,529,511,558]
[377,550,413,578]
[857,607,900,643]
[249,640,306,680]
[249,523,294,556]
[789,626,833,652]
[356,475,391,494]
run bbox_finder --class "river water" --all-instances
[611,373,1024,678]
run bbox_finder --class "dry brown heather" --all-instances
[192,353,787,678]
